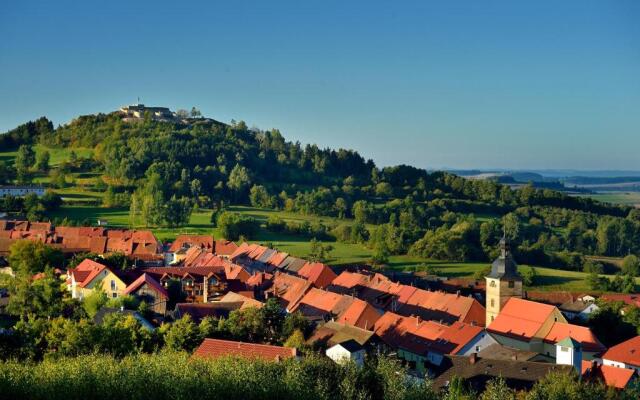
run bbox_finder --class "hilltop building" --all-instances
[0,185,45,198]
[485,237,523,325]
[119,104,175,121]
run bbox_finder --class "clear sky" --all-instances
[1,1,638,170]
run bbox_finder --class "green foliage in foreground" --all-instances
[0,353,637,400]
[0,352,434,400]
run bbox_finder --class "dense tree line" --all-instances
[2,112,639,264]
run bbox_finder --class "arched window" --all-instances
[489,280,496,288]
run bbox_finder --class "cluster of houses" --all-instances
[2,218,640,392]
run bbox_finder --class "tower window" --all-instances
[508,281,514,288]
[490,299,495,307]
[489,281,496,287]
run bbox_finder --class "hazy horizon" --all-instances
[1,0,639,171]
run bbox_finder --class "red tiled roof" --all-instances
[601,294,640,309]
[374,312,483,356]
[297,262,338,289]
[335,298,382,330]
[290,288,350,315]
[169,235,214,253]
[270,272,311,309]
[582,361,635,389]
[214,240,238,256]
[266,251,288,267]
[602,336,640,367]
[123,273,169,299]
[229,242,252,260]
[194,338,296,361]
[246,272,273,288]
[330,271,373,291]
[543,322,605,353]
[70,258,107,288]
[487,298,556,340]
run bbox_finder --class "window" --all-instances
[561,347,568,352]
[475,346,480,352]
[508,281,514,288]
[490,299,495,308]
[112,293,117,298]
[489,281,496,287]
[110,280,116,291]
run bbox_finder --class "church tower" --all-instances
[485,236,522,325]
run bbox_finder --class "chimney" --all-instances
[469,353,478,365]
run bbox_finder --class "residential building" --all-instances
[0,185,45,197]
[123,273,169,318]
[486,297,605,360]
[582,360,637,389]
[326,340,366,366]
[602,335,640,372]
[431,354,574,393]
[193,338,297,361]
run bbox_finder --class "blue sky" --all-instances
[1,1,638,170]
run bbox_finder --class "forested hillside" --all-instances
[2,111,640,289]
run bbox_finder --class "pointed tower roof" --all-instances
[486,236,521,280]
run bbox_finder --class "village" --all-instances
[1,219,639,393]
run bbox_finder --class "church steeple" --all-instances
[487,236,521,280]
[484,236,523,326]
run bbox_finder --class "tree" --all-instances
[481,377,515,400]
[8,240,63,277]
[35,150,50,172]
[622,254,640,277]
[15,144,35,182]
[163,196,193,227]
[375,182,393,197]
[309,238,333,263]
[249,185,271,208]
[283,329,305,350]
[334,197,348,219]
[502,213,520,241]
[161,315,202,352]
[217,212,258,241]
[522,267,538,286]
[227,164,251,202]
[83,288,108,317]
[7,269,66,318]
[190,107,202,118]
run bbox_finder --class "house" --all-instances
[166,235,214,265]
[486,297,605,360]
[307,320,377,351]
[334,298,382,330]
[374,312,497,374]
[93,307,155,330]
[123,273,169,318]
[327,271,485,326]
[193,338,297,361]
[289,288,354,323]
[213,240,238,258]
[602,335,640,372]
[143,265,250,303]
[326,340,366,366]
[217,291,264,310]
[582,360,637,389]
[558,298,599,321]
[430,354,574,393]
[268,272,311,311]
[0,185,45,198]
[296,262,338,289]
[67,259,127,300]
[601,294,640,314]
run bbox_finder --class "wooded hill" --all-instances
[2,111,640,286]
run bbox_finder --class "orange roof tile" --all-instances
[213,240,238,256]
[123,273,169,299]
[582,361,636,389]
[335,298,382,330]
[169,235,214,253]
[194,338,296,361]
[544,322,605,353]
[487,298,556,340]
[297,262,338,289]
[602,336,640,367]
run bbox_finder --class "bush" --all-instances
[217,212,259,241]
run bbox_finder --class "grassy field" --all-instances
[47,202,618,291]
[577,192,640,207]
[0,145,93,167]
